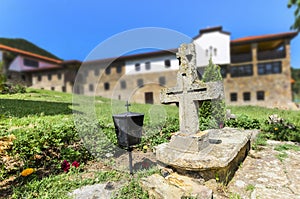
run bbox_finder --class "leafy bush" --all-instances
[262,120,300,142]
[0,83,26,94]
[7,119,92,176]
[225,114,260,129]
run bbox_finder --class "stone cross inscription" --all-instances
[160,43,224,135]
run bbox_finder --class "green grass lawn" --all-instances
[0,88,299,198]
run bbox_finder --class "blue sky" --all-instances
[1,0,299,68]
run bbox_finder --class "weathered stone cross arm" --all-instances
[160,81,224,104]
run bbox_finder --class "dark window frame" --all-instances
[243,92,251,101]
[257,91,265,101]
[94,68,100,76]
[230,64,253,77]
[135,63,141,71]
[89,84,94,92]
[159,76,166,86]
[120,80,126,89]
[230,92,237,102]
[116,65,122,73]
[105,67,111,75]
[104,82,110,90]
[164,59,171,68]
[47,74,52,81]
[258,61,282,75]
[145,61,151,70]
[137,79,144,87]
[23,58,39,68]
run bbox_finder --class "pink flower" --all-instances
[72,161,80,168]
[61,160,70,172]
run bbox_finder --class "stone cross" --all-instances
[160,43,224,135]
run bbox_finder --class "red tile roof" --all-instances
[0,44,62,64]
[231,32,298,44]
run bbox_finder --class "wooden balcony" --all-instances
[231,53,252,63]
[257,50,286,60]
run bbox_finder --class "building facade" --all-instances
[0,27,298,109]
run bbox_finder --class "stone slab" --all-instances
[155,128,253,181]
[140,173,212,199]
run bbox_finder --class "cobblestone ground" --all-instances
[227,140,300,199]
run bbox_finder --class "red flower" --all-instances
[61,160,70,172]
[72,161,80,168]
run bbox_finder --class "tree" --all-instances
[288,0,300,31]
[199,57,226,130]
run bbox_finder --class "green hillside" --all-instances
[0,38,62,60]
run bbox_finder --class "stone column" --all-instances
[284,39,292,101]
[251,43,258,76]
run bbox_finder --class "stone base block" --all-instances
[140,173,212,199]
[168,131,210,153]
[155,128,253,182]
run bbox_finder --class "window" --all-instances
[137,79,143,87]
[230,64,253,77]
[120,80,126,89]
[89,84,94,92]
[258,61,282,75]
[164,60,171,68]
[257,91,265,101]
[105,67,111,75]
[37,75,42,81]
[220,65,227,78]
[145,92,154,104]
[94,68,100,76]
[21,75,26,81]
[116,65,122,73]
[135,63,140,71]
[159,76,166,85]
[230,93,237,102]
[145,61,151,70]
[57,73,62,80]
[62,86,66,92]
[51,87,55,91]
[23,58,39,67]
[104,82,110,90]
[214,48,217,56]
[243,92,251,101]
[48,74,52,81]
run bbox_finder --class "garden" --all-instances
[0,88,299,198]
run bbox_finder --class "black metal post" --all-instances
[128,147,133,175]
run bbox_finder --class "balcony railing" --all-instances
[231,53,252,63]
[257,50,286,60]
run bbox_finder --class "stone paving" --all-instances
[70,140,300,199]
[226,140,300,199]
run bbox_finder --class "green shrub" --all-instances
[225,114,260,129]
[8,119,92,174]
[262,121,300,142]
[0,83,26,94]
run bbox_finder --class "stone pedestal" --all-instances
[155,128,253,182]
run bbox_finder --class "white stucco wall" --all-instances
[125,55,179,75]
[193,31,230,67]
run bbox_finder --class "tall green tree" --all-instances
[199,58,226,130]
[288,0,300,31]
